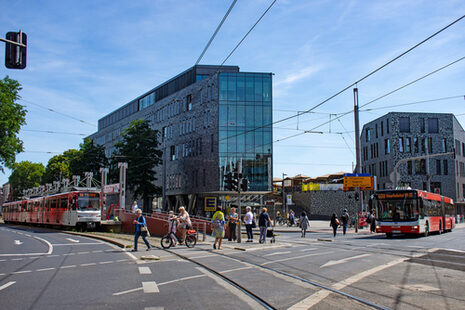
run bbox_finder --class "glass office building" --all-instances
[218,72,272,191]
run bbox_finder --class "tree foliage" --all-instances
[71,138,108,180]
[0,76,26,172]
[9,161,45,199]
[43,154,72,184]
[113,119,162,212]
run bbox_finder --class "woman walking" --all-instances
[132,209,152,251]
[258,207,272,243]
[244,206,254,242]
[330,213,339,238]
[212,206,225,250]
[300,211,310,237]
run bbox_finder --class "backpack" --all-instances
[366,214,373,224]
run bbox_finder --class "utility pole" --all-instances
[100,168,109,221]
[353,88,363,232]
[237,159,242,243]
[282,173,287,217]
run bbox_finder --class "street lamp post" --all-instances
[282,173,287,219]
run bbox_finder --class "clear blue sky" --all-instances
[1,0,465,185]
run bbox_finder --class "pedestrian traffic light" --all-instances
[241,178,249,192]
[355,192,359,201]
[5,31,27,69]
[224,172,232,191]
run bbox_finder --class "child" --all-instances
[168,211,178,246]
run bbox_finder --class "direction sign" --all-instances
[204,197,217,212]
[343,176,373,191]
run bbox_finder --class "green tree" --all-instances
[114,119,162,212]
[43,154,71,184]
[9,161,45,199]
[71,138,108,180]
[0,76,26,172]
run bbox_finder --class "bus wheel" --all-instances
[424,223,429,237]
[386,233,393,238]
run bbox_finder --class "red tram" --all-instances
[2,190,101,229]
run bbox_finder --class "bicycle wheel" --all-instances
[185,234,197,248]
[161,235,173,249]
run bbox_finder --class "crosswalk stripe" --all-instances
[139,267,152,274]
[142,281,159,293]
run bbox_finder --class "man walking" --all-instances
[341,209,350,235]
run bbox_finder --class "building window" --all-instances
[414,137,419,153]
[428,118,439,133]
[444,159,448,175]
[375,124,378,138]
[407,160,413,175]
[456,140,461,157]
[420,118,425,133]
[170,145,176,161]
[366,128,371,142]
[385,139,390,154]
[211,134,214,152]
[436,159,441,175]
[399,138,404,152]
[399,117,410,132]
[406,137,411,153]
[387,118,389,134]
[415,159,426,174]
[442,138,447,153]
[428,137,433,153]
[431,182,441,194]
[462,143,465,157]
[381,121,384,136]
[421,138,426,153]
[186,94,192,111]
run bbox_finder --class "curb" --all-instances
[64,231,129,248]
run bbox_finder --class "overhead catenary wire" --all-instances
[22,129,89,136]
[195,0,238,66]
[20,99,96,127]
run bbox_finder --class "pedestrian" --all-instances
[369,209,376,233]
[244,206,254,242]
[258,207,272,243]
[212,206,225,249]
[177,207,192,244]
[132,209,152,251]
[341,209,350,235]
[131,201,139,213]
[168,210,178,246]
[289,209,295,227]
[227,207,238,241]
[300,211,310,237]
[330,213,339,238]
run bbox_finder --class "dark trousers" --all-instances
[332,226,337,237]
[342,223,348,235]
[228,223,237,241]
[245,224,253,240]
[134,231,151,250]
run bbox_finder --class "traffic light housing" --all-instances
[355,192,359,201]
[5,31,27,69]
[224,172,232,191]
[231,172,239,191]
[241,178,249,192]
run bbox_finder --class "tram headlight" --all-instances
[413,225,419,230]
[376,225,380,229]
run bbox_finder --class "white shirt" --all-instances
[245,211,254,225]
[132,204,139,213]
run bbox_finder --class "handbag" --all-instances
[251,219,257,228]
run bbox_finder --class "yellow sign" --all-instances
[343,176,373,191]
[204,197,217,211]
[225,195,230,201]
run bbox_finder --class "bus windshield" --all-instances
[375,198,419,221]
[77,193,100,211]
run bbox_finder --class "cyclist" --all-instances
[168,211,178,246]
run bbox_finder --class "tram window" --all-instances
[51,199,57,209]
[61,198,68,209]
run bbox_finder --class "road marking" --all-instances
[221,266,252,273]
[116,259,129,262]
[158,274,206,286]
[263,251,291,257]
[196,267,263,309]
[36,268,55,272]
[142,281,159,293]
[12,258,24,261]
[0,281,15,291]
[0,259,5,262]
[77,251,90,255]
[80,263,96,267]
[145,307,164,310]
[52,243,102,246]
[299,247,317,252]
[321,254,371,268]
[92,250,103,253]
[139,267,152,274]
[66,238,80,243]
[13,270,32,274]
[113,287,143,296]
[99,261,114,265]
[14,240,23,245]
[49,255,59,257]
[60,265,77,269]
[261,251,333,266]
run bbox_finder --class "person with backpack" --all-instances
[212,206,225,250]
[300,211,310,237]
[258,207,272,243]
[330,213,340,237]
[368,209,376,233]
[341,209,350,235]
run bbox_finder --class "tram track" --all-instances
[160,245,391,310]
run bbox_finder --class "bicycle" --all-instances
[161,228,197,249]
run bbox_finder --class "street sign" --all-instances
[344,176,373,191]
[204,197,217,212]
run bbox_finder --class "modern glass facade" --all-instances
[218,72,272,191]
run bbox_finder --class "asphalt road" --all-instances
[1,223,465,310]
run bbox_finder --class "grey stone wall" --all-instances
[292,191,358,221]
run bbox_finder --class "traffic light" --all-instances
[231,172,239,191]
[224,172,232,191]
[241,178,249,192]
[355,192,359,201]
[5,31,27,69]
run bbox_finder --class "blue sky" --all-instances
[1,0,465,185]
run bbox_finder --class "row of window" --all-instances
[155,94,193,123]
[169,138,203,161]
[366,118,390,142]
[399,117,439,134]
[455,139,465,158]
[98,101,139,130]
[219,73,272,103]
[406,159,449,175]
